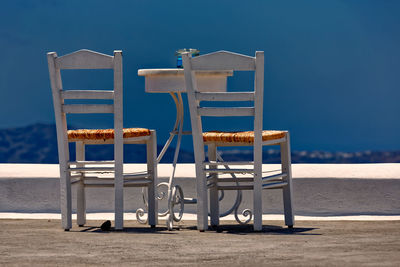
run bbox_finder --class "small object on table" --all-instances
[175,48,200,68]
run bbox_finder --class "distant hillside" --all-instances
[0,124,399,164]
[220,149,400,164]
[0,123,194,163]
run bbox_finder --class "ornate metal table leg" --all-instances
[136,92,186,229]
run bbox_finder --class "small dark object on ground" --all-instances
[100,220,111,231]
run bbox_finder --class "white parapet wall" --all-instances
[0,163,399,217]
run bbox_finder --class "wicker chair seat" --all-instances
[203,130,286,143]
[68,128,151,141]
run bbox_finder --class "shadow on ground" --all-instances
[75,222,318,236]
[182,224,319,235]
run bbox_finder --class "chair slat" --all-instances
[205,168,254,174]
[262,172,287,181]
[216,178,254,182]
[204,161,254,166]
[62,104,114,114]
[198,107,255,117]
[195,92,254,102]
[217,185,254,190]
[69,166,115,172]
[69,160,114,165]
[55,49,114,69]
[190,51,256,71]
[61,90,114,99]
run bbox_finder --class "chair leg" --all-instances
[196,169,208,231]
[253,171,263,231]
[114,135,124,230]
[208,144,219,227]
[76,142,86,227]
[114,176,123,230]
[253,142,263,231]
[147,131,158,227]
[194,153,208,231]
[60,163,72,230]
[281,133,294,227]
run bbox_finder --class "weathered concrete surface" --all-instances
[1,164,399,216]
[0,219,399,266]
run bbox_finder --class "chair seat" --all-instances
[203,130,286,143]
[68,128,151,141]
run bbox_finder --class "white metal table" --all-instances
[138,68,232,229]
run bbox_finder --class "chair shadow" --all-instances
[70,223,319,236]
[183,224,320,235]
[73,225,175,234]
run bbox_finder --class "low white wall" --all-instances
[1,164,399,216]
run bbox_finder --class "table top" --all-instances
[138,68,232,93]
[138,68,233,77]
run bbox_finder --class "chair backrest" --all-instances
[47,49,123,165]
[182,50,264,162]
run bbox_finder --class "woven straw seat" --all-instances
[68,128,151,141]
[203,130,286,143]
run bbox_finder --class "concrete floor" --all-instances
[1,219,400,266]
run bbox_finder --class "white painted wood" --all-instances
[147,130,158,227]
[62,104,114,114]
[47,52,72,230]
[76,141,86,226]
[69,160,115,165]
[281,132,294,227]
[55,49,114,69]
[262,173,287,181]
[205,168,255,173]
[204,161,254,166]
[196,92,254,102]
[138,69,233,76]
[138,69,232,93]
[48,49,158,230]
[61,90,114,99]
[82,175,150,181]
[198,107,255,117]
[216,178,254,183]
[253,51,264,231]
[208,144,219,227]
[183,50,294,231]
[69,166,115,172]
[190,51,256,71]
[262,136,286,146]
[182,53,208,231]
[84,182,153,188]
[113,50,124,230]
[217,185,253,190]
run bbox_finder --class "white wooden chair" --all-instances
[47,49,158,230]
[182,51,294,231]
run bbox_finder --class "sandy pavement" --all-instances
[1,219,399,266]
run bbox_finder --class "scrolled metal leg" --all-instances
[171,185,184,222]
[136,187,149,224]
[213,153,253,225]
[136,182,170,224]
[138,92,187,230]
[166,185,185,230]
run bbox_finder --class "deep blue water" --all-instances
[1,0,399,152]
